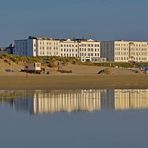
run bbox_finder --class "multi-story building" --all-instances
[14,37,148,62]
[101,40,148,62]
[14,36,103,62]
[60,39,79,58]
[60,38,103,62]
[36,38,60,57]
[78,39,103,62]
[14,37,36,56]
[14,36,60,57]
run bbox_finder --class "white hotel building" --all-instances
[14,36,60,57]
[14,36,103,62]
[78,39,102,62]
[101,40,148,62]
[60,39,79,58]
[14,37,148,62]
[60,38,102,62]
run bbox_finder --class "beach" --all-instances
[0,74,148,90]
[0,64,147,90]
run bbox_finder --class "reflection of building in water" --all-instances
[101,90,114,109]
[115,89,148,110]
[10,89,148,114]
[12,96,34,113]
[33,90,105,114]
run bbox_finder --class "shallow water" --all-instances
[0,89,148,148]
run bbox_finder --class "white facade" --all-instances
[60,39,79,58]
[79,39,101,62]
[101,40,148,62]
[14,37,60,57]
[14,37,148,62]
[14,36,102,62]
[60,39,102,62]
[36,38,60,56]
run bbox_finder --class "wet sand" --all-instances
[0,74,148,90]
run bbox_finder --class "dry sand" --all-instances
[0,64,147,90]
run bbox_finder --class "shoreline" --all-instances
[0,74,148,90]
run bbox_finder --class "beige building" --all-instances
[36,38,60,56]
[14,36,60,57]
[115,89,148,110]
[101,40,148,62]
[14,37,148,62]
[78,39,105,62]
[60,38,104,62]
[60,39,79,58]
[14,36,103,62]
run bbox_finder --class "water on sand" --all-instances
[0,89,148,148]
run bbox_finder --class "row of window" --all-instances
[115,57,147,61]
[115,47,147,51]
[79,44,100,47]
[39,47,59,50]
[115,44,147,47]
[39,42,59,45]
[61,44,100,47]
[60,53,100,57]
[115,44,129,47]
[61,49,77,52]
[116,52,147,56]
[38,48,100,52]
[80,53,100,57]
[80,48,99,52]
[131,53,147,56]
[39,42,100,47]
[61,54,78,57]
[61,44,78,47]
[39,52,59,55]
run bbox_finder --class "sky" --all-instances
[0,0,148,46]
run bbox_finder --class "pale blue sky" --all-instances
[0,0,148,46]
